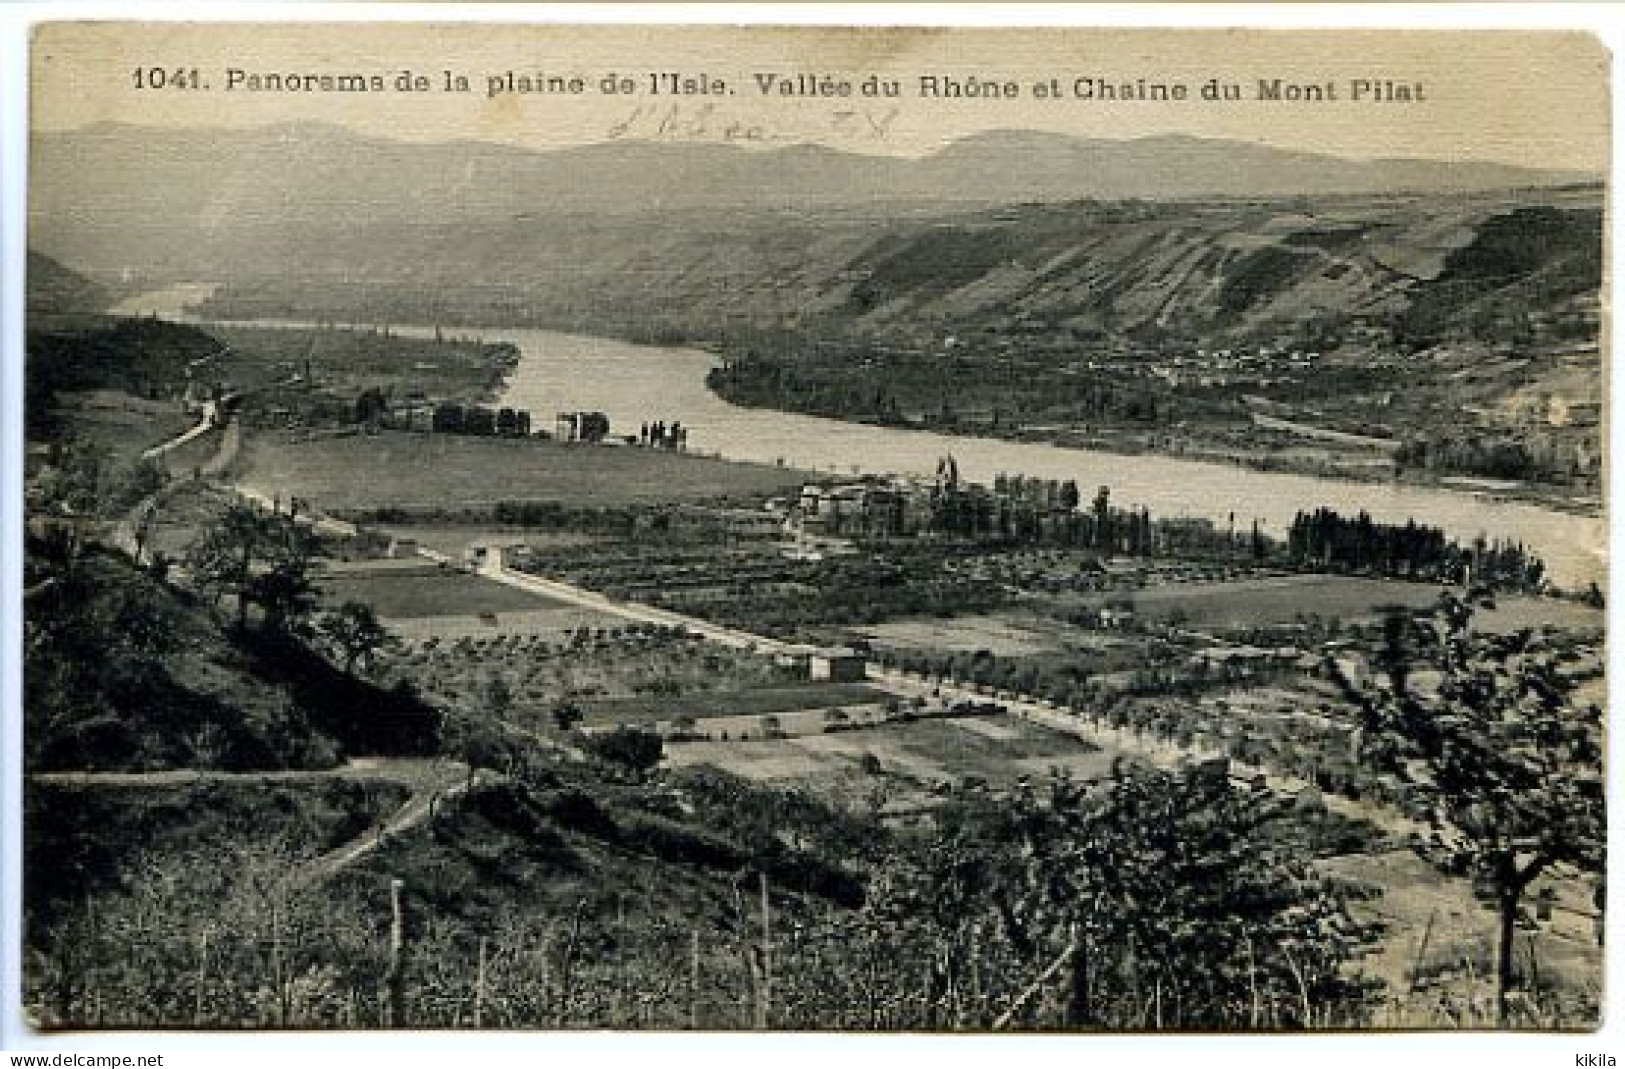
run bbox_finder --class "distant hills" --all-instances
[25,122,1602,361]
[30,122,1596,233]
[25,249,108,322]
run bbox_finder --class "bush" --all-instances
[582,726,664,779]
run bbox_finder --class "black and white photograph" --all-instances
[7,12,1611,1046]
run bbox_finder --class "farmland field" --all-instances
[1048,574,1450,630]
[579,682,884,726]
[1041,573,1601,635]
[321,563,569,617]
[358,523,598,559]
[237,429,810,510]
[379,606,623,642]
[667,714,1110,790]
[1318,849,1602,1020]
[1473,595,1606,634]
[858,613,1069,656]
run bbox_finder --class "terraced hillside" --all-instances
[125,187,1594,357]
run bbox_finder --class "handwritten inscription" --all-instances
[605,102,900,145]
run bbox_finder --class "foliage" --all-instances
[853,764,1381,1029]
[581,727,665,780]
[24,554,183,770]
[551,701,585,732]
[1287,507,1543,590]
[186,503,321,632]
[315,600,396,676]
[25,318,222,436]
[1331,593,1604,1023]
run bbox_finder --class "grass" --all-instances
[237,429,808,511]
[578,682,883,725]
[54,389,195,468]
[669,713,1111,791]
[321,563,569,618]
[1318,848,1602,1025]
[859,613,1069,656]
[358,523,597,559]
[1475,595,1605,635]
[1043,573,1602,636]
[380,606,623,642]
[1051,575,1447,631]
[207,322,514,404]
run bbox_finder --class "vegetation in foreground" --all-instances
[21,277,1604,1031]
[27,747,1391,1031]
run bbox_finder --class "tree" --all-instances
[483,673,514,719]
[248,512,321,637]
[1058,479,1081,511]
[243,555,321,636]
[551,700,585,732]
[862,763,1379,1029]
[582,726,664,780]
[354,387,388,427]
[316,600,395,676]
[1332,594,1604,1025]
[186,503,319,632]
[23,560,182,770]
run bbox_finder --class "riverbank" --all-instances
[103,291,1606,589]
[151,287,1600,520]
[706,386,1603,521]
[234,427,814,514]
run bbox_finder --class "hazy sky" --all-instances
[31,22,1610,171]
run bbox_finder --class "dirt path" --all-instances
[421,546,794,655]
[139,403,218,460]
[291,764,500,886]
[33,759,500,888]
[29,757,456,791]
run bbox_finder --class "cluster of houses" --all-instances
[772,643,869,682]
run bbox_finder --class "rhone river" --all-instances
[494,331,1604,589]
[112,286,1607,589]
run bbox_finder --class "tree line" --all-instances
[1286,508,1544,590]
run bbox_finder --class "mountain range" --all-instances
[30,122,1596,233]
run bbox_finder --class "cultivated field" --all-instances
[378,626,808,724]
[321,562,568,617]
[1042,574,1600,633]
[579,682,884,726]
[667,713,1110,793]
[379,607,624,642]
[359,523,597,559]
[858,613,1070,656]
[236,429,809,510]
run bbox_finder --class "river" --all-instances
[111,285,1607,589]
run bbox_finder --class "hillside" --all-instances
[28,125,1600,357]
[29,123,1592,233]
[25,249,108,323]
[151,186,1599,360]
[22,544,442,773]
[27,126,1603,495]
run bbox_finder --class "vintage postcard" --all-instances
[18,19,1608,1036]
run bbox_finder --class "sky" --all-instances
[29,21,1611,171]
